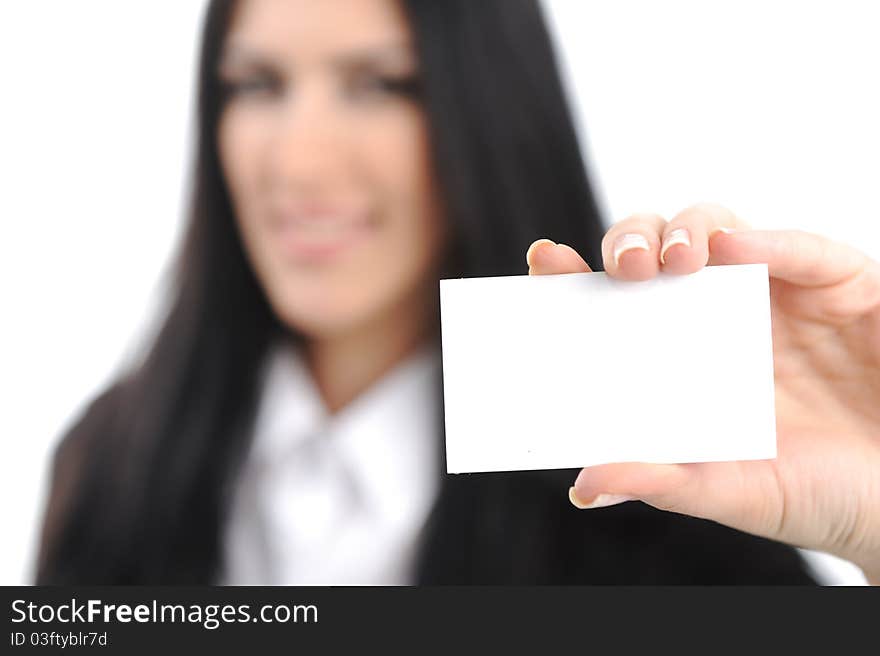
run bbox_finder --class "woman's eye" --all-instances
[220,76,279,98]
[345,73,422,101]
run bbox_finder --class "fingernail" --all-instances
[568,487,636,510]
[526,238,557,265]
[659,227,691,265]
[709,226,736,237]
[612,233,651,267]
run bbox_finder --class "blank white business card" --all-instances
[439,264,777,473]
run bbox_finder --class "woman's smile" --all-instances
[269,207,377,264]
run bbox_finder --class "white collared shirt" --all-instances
[220,340,442,585]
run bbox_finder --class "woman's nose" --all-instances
[267,81,349,191]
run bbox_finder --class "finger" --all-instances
[708,228,876,289]
[601,214,667,280]
[526,239,592,275]
[660,202,751,274]
[568,459,784,541]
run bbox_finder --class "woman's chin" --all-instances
[276,304,377,342]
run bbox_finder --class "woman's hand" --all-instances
[526,203,880,584]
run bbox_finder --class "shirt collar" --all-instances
[247,338,443,527]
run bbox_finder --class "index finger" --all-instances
[526,239,593,275]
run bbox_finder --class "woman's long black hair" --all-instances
[35,0,607,584]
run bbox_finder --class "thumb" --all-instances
[569,462,695,510]
[568,459,782,542]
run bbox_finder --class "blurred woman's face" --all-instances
[217,0,444,340]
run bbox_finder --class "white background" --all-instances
[1,0,877,585]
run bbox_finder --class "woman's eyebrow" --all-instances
[217,44,274,72]
[217,41,415,73]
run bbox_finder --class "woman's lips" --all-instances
[271,213,374,262]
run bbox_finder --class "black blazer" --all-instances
[414,468,816,584]
[36,373,818,585]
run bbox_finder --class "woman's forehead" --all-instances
[222,0,414,68]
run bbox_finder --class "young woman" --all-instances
[36,0,880,584]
